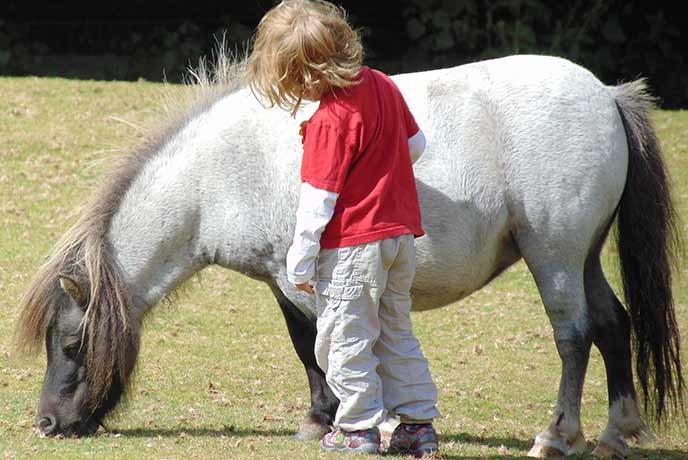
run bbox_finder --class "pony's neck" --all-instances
[106,140,206,315]
[106,92,249,316]
[106,88,308,317]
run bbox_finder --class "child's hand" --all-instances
[299,121,307,144]
[295,282,315,295]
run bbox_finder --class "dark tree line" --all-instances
[1,0,686,108]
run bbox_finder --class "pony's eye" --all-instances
[62,339,82,356]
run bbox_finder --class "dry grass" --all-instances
[0,77,686,459]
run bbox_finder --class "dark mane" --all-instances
[16,48,247,410]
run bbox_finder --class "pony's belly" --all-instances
[410,287,471,311]
[410,263,490,311]
[409,212,520,312]
[410,250,519,311]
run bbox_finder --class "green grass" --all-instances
[1,77,687,460]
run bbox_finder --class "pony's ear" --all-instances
[58,273,86,306]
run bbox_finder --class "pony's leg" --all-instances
[518,245,591,458]
[271,287,338,441]
[584,254,650,459]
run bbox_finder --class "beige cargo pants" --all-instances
[314,233,440,431]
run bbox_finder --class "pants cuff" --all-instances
[336,409,386,431]
[399,416,434,424]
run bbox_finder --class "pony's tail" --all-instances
[610,80,685,426]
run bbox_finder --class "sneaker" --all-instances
[320,427,381,454]
[388,423,440,458]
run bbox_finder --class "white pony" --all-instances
[18,55,683,460]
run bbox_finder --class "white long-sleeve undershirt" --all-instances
[286,129,426,285]
[286,183,339,284]
[408,129,426,164]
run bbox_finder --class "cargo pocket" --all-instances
[315,282,364,300]
[316,245,365,291]
[351,241,383,287]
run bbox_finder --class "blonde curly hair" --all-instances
[245,0,364,116]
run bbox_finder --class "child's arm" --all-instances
[409,129,426,164]
[288,120,357,290]
[286,182,339,286]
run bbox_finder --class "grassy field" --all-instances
[0,76,686,460]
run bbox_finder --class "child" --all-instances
[245,0,440,456]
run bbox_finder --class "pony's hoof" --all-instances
[594,427,631,460]
[527,431,587,458]
[293,418,330,441]
[591,441,626,460]
[527,443,565,459]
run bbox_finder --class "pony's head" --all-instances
[17,229,140,436]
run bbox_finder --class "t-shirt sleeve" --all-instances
[300,121,360,193]
[400,95,420,138]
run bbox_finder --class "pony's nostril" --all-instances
[37,415,56,434]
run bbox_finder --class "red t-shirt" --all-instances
[300,67,425,249]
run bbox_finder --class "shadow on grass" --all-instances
[436,449,688,460]
[436,432,532,460]
[435,432,687,460]
[439,432,533,450]
[106,427,687,459]
[110,426,296,438]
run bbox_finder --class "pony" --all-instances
[16,53,684,459]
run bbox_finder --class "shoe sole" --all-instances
[320,444,379,454]
[388,445,440,458]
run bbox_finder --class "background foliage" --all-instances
[1,0,686,107]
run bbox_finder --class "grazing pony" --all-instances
[17,54,683,459]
